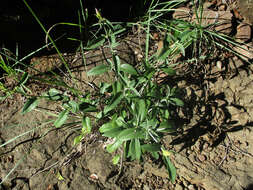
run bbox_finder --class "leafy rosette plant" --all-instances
[87,50,183,182]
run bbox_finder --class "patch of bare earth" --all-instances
[1,1,253,190]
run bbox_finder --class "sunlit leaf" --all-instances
[170,97,184,106]
[63,100,79,113]
[112,154,120,165]
[162,148,173,157]
[56,171,65,181]
[117,128,143,141]
[54,110,69,128]
[73,134,83,145]
[100,122,116,133]
[106,140,123,153]
[82,116,92,133]
[164,156,176,183]
[103,128,123,138]
[120,64,138,75]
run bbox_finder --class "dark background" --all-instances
[0,0,147,56]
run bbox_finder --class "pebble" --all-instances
[175,184,183,190]
[198,154,206,162]
[188,184,195,190]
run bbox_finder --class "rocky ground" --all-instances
[1,0,253,190]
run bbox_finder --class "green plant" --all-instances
[20,14,184,182]
[0,48,31,101]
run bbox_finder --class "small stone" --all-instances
[227,106,242,115]
[197,154,206,162]
[188,184,195,190]
[175,184,183,190]
[216,60,222,70]
[215,11,233,34]
[173,7,191,21]
[218,4,226,11]
[236,23,251,42]
[203,142,209,150]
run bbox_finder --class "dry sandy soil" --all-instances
[1,0,253,189]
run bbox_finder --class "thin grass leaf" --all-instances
[23,0,73,77]
[85,36,106,50]
[17,72,29,86]
[22,97,39,114]
[161,67,176,76]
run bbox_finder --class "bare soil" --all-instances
[1,1,253,190]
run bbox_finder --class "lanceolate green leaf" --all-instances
[117,128,143,141]
[103,128,123,138]
[135,138,141,160]
[73,134,83,145]
[137,99,147,122]
[82,116,92,133]
[112,154,120,165]
[141,144,161,153]
[164,156,177,183]
[87,64,110,76]
[170,97,184,106]
[100,121,117,133]
[157,120,175,132]
[46,88,63,101]
[54,110,69,128]
[106,140,123,153]
[120,64,138,75]
[22,97,39,114]
[104,92,124,114]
